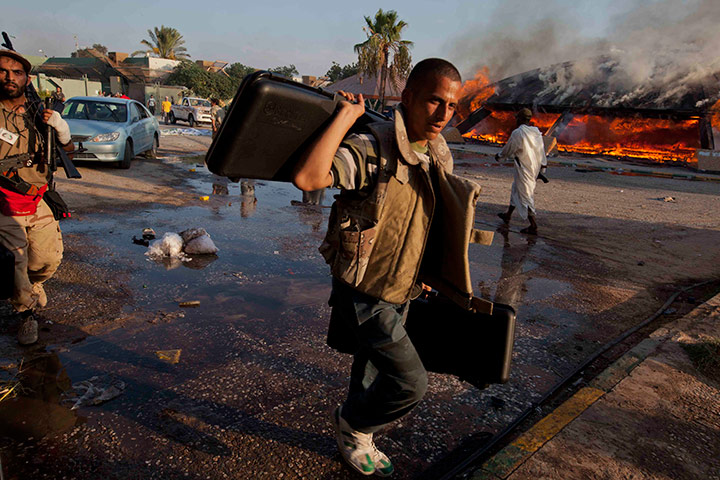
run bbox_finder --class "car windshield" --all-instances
[189,99,211,107]
[62,101,128,123]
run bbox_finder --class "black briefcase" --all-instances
[406,295,516,389]
[206,71,388,182]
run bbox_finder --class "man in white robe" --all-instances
[495,108,547,235]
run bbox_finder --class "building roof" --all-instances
[480,57,720,117]
[325,72,406,101]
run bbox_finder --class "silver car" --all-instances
[62,97,160,169]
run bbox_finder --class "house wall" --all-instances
[32,74,104,98]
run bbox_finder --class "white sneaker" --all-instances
[331,407,394,476]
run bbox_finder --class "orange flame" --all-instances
[463,110,701,163]
[456,67,495,122]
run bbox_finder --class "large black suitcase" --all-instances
[206,71,388,181]
[405,295,516,388]
[327,292,516,390]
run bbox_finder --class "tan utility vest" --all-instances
[320,110,494,309]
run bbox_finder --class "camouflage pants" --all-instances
[0,199,63,312]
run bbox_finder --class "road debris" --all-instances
[179,300,200,308]
[146,233,186,259]
[155,349,182,364]
[662,196,677,202]
[132,236,149,246]
[67,376,126,410]
[160,128,211,137]
[180,228,219,254]
[142,228,156,240]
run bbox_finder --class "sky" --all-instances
[4,0,663,78]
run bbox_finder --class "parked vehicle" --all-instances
[62,97,160,169]
[169,97,212,127]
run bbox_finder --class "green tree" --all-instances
[354,9,412,110]
[133,26,190,60]
[92,44,108,56]
[326,61,359,82]
[72,43,109,58]
[166,61,236,99]
[268,64,299,78]
[226,63,256,80]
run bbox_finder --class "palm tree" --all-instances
[132,26,190,60]
[354,9,413,110]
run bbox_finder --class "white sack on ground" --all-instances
[146,232,185,258]
[184,235,219,254]
[179,228,209,243]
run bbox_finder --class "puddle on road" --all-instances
[0,353,83,441]
[1,159,584,464]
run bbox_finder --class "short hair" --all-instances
[516,108,533,123]
[405,58,461,92]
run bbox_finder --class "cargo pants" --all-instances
[0,200,63,312]
[330,278,428,434]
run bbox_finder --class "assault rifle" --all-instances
[1,32,82,180]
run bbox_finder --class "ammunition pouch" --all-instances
[320,198,379,287]
[0,183,47,216]
[43,189,70,220]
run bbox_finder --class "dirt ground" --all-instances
[0,129,718,479]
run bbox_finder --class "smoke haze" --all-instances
[451,0,720,107]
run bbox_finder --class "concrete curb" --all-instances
[469,291,720,480]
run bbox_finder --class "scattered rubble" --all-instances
[160,128,211,137]
[155,350,182,364]
[66,376,126,409]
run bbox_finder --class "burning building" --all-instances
[456,57,720,163]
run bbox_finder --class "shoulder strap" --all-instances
[356,122,397,224]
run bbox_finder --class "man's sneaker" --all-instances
[17,312,38,345]
[331,407,394,476]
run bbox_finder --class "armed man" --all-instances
[293,58,482,476]
[0,50,74,345]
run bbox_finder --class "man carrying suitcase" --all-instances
[292,58,465,476]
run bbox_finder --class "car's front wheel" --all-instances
[187,114,195,128]
[118,139,133,169]
[145,134,159,159]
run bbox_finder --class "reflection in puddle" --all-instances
[494,230,538,309]
[152,254,219,271]
[0,353,82,441]
[212,183,229,195]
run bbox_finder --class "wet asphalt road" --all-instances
[0,152,718,479]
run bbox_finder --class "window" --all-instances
[130,104,141,123]
[61,101,128,123]
[136,103,149,119]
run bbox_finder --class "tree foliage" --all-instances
[133,26,190,60]
[72,43,109,58]
[326,61,359,82]
[268,65,299,78]
[354,9,412,109]
[166,61,237,99]
[226,63,256,80]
